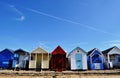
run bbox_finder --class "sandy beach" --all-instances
[0,70,120,78]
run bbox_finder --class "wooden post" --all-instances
[107,54,110,68]
[108,54,110,62]
[35,54,37,69]
[47,53,49,69]
[41,53,43,71]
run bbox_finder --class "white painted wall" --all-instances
[108,48,120,55]
[18,55,29,68]
[68,48,87,70]
[104,47,120,68]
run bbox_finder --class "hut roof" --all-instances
[0,48,14,59]
[14,49,29,55]
[68,47,87,57]
[52,46,66,55]
[87,48,101,56]
[31,47,48,54]
[0,48,14,54]
[102,46,117,54]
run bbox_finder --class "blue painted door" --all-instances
[75,54,82,69]
[118,54,120,62]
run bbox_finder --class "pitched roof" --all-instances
[0,48,14,54]
[52,46,66,55]
[87,48,101,56]
[102,46,119,54]
[68,47,87,57]
[0,48,14,59]
[31,47,48,54]
[14,49,29,55]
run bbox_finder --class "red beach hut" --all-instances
[50,46,67,72]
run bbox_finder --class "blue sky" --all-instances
[0,0,120,53]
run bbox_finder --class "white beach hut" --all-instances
[67,47,87,70]
[102,46,120,69]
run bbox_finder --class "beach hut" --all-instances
[50,46,68,72]
[29,47,49,70]
[12,49,30,70]
[87,48,104,70]
[67,47,87,70]
[102,46,120,69]
[0,49,14,69]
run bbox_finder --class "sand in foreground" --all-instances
[1,75,120,78]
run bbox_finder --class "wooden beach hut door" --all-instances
[75,54,83,69]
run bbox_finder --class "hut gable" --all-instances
[103,46,120,55]
[32,47,48,54]
[88,48,103,56]
[0,49,14,59]
[14,49,29,55]
[102,47,113,54]
[68,47,86,57]
[52,46,66,55]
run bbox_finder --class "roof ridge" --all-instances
[31,47,48,54]
[68,47,86,56]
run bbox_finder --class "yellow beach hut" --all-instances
[29,47,49,70]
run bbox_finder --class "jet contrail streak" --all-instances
[24,7,119,37]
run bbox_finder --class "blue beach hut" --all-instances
[87,48,104,70]
[0,49,14,69]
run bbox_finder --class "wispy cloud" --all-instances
[103,40,120,47]
[14,15,25,21]
[23,8,119,37]
[0,2,25,21]
[9,5,25,21]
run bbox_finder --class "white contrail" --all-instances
[10,5,23,15]
[24,8,119,37]
[0,2,25,21]
[9,5,25,21]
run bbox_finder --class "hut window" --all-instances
[110,55,116,62]
[92,55,102,63]
[76,60,81,62]
[14,54,19,60]
[2,61,9,64]
[77,50,79,52]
